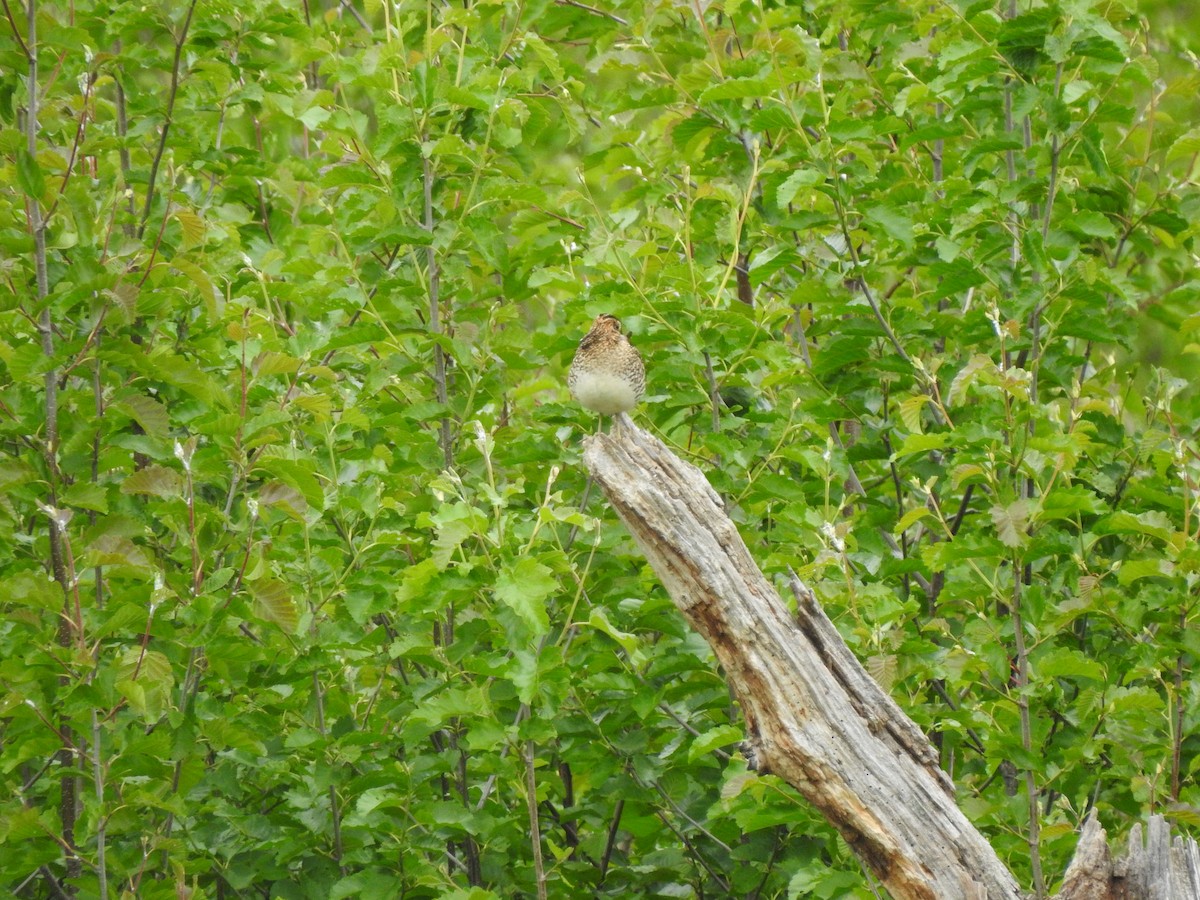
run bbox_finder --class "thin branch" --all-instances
[25,0,80,885]
[597,797,624,885]
[524,740,547,900]
[138,0,198,238]
[553,0,627,25]
[1011,573,1045,898]
[337,0,369,29]
[422,155,453,470]
[1,0,29,58]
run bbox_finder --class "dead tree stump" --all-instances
[583,416,1200,900]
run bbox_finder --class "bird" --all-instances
[568,314,645,428]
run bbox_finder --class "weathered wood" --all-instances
[1058,813,1112,900]
[583,416,1022,900]
[1056,812,1200,900]
[1116,815,1200,900]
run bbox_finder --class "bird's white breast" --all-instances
[570,370,639,414]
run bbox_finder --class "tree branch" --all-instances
[138,0,198,238]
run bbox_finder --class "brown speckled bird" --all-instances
[568,314,645,426]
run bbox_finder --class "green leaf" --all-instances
[83,533,153,573]
[251,579,299,632]
[894,432,952,457]
[0,571,63,610]
[255,456,325,512]
[894,506,931,535]
[1066,210,1117,239]
[117,394,171,440]
[1036,647,1105,682]
[494,557,555,637]
[898,394,929,433]
[775,169,821,209]
[121,465,183,498]
[15,149,45,199]
[585,606,643,663]
[61,481,108,514]
[1117,558,1173,586]
[688,725,743,762]
[171,257,220,318]
[990,499,1032,548]
[864,205,914,245]
[116,648,175,721]
[700,78,770,102]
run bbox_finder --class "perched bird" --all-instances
[568,314,645,426]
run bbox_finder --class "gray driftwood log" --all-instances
[583,416,1200,900]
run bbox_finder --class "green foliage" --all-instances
[1,0,1199,896]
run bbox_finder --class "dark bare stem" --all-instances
[113,41,135,229]
[26,0,79,888]
[90,354,108,900]
[37,868,73,900]
[2,0,29,57]
[703,351,720,433]
[44,72,93,222]
[337,0,369,29]
[598,797,624,885]
[422,155,453,470]
[1011,573,1045,898]
[183,445,202,595]
[90,708,107,899]
[1171,607,1186,801]
[1040,68,1064,244]
[138,0,198,238]
[553,0,627,25]
[524,740,547,900]
[831,199,911,365]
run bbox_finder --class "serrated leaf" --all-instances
[121,465,183,498]
[1117,558,1173,586]
[253,350,302,377]
[1167,126,1200,164]
[171,257,220,318]
[894,506,931,535]
[775,169,821,209]
[585,606,642,662]
[115,647,175,721]
[494,557,555,637]
[0,571,62,610]
[251,578,299,632]
[259,481,307,518]
[1037,647,1105,682]
[951,464,985,488]
[898,394,929,433]
[16,149,45,199]
[699,78,770,102]
[522,32,564,81]
[83,534,153,572]
[5,341,52,383]
[688,725,743,762]
[116,646,174,684]
[255,456,325,511]
[895,432,951,457]
[948,354,998,406]
[119,394,171,439]
[865,204,914,245]
[1067,210,1117,239]
[990,499,1032,548]
[865,653,897,691]
[174,208,206,247]
[62,481,108,513]
[1093,510,1173,542]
